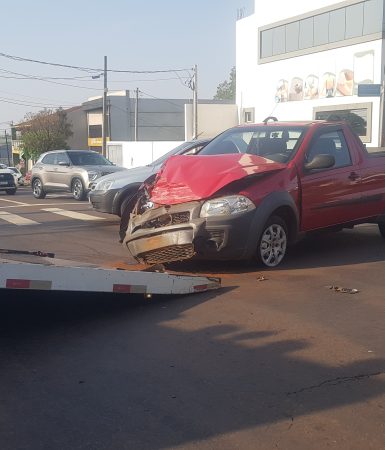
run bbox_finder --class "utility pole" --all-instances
[192,64,198,139]
[4,130,10,166]
[134,87,139,141]
[102,55,108,156]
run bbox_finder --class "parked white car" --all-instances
[7,167,24,185]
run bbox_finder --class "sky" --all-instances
[0,0,254,130]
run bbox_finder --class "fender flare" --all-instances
[243,191,299,259]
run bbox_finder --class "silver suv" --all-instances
[31,150,124,200]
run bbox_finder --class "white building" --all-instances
[236,0,384,145]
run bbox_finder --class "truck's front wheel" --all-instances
[256,215,288,267]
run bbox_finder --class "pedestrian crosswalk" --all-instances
[0,207,106,226]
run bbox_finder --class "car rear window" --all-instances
[68,152,113,166]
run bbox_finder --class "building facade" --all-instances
[83,91,235,152]
[236,0,384,145]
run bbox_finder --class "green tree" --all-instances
[213,66,236,100]
[20,108,73,160]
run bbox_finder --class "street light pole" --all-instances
[102,56,108,156]
[192,64,198,139]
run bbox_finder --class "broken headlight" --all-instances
[200,195,255,218]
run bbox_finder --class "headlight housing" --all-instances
[200,195,255,218]
[87,170,99,182]
[94,179,114,192]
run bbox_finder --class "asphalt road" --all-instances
[1,188,385,449]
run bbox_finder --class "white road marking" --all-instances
[0,202,87,209]
[0,211,39,225]
[0,198,29,206]
[42,208,105,221]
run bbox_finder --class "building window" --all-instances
[313,12,329,46]
[243,108,255,123]
[329,8,345,43]
[88,124,102,138]
[272,26,285,55]
[259,0,383,63]
[261,29,273,58]
[299,17,313,49]
[313,102,372,143]
[286,21,299,52]
[345,3,364,39]
[363,0,383,34]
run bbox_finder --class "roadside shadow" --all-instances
[0,294,385,449]
[166,226,385,274]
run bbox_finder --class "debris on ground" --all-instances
[257,275,268,282]
[326,285,359,294]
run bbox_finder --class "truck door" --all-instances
[300,129,362,231]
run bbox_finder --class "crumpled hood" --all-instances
[150,154,287,205]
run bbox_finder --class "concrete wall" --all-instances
[184,103,238,140]
[107,141,183,168]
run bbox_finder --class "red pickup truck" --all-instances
[124,120,385,267]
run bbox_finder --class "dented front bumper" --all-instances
[124,201,256,265]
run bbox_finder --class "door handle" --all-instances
[348,171,360,181]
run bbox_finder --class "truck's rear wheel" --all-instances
[256,215,288,267]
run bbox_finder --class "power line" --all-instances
[0,89,75,106]
[0,69,102,91]
[138,89,190,110]
[0,51,192,74]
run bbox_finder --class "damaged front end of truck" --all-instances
[123,153,288,265]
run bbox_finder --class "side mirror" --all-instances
[58,161,70,167]
[304,154,335,171]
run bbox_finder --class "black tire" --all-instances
[32,178,46,199]
[256,215,288,267]
[6,188,17,195]
[378,222,385,238]
[72,178,86,201]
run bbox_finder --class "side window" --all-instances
[55,153,70,165]
[41,154,56,165]
[306,131,352,168]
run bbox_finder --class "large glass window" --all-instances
[314,104,371,142]
[299,17,313,49]
[313,13,329,46]
[259,0,384,62]
[345,3,364,38]
[329,8,345,42]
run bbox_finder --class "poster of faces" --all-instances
[275,50,374,102]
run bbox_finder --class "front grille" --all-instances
[141,211,190,229]
[139,244,195,265]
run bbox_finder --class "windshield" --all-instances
[67,152,113,166]
[150,141,203,166]
[199,125,307,163]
